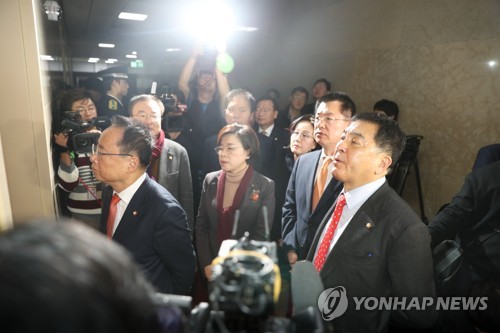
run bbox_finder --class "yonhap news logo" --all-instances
[317,286,349,320]
[318,286,488,321]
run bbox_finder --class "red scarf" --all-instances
[152,129,165,160]
[147,130,165,180]
[216,166,254,246]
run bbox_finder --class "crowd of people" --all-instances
[34,45,500,332]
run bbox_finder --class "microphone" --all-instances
[291,261,325,331]
[231,209,240,238]
[262,206,270,241]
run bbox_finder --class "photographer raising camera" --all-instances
[54,92,102,229]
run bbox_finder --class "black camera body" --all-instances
[61,112,109,154]
[158,90,187,133]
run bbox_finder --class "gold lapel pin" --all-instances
[168,156,173,160]
[133,211,138,216]
[366,222,373,229]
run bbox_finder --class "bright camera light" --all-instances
[184,0,234,52]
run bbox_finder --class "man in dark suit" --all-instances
[472,143,500,170]
[428,160,500,332]
[307,113,436,332]
[91,115,196,295]
[282,92,356,264]
[429,159,500,283]
[253,96,290,240]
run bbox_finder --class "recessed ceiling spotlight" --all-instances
[166,48,181,52]
[118,12,148,21]
[98,43,115,48]
[126,54,137,59]
[132,51,137,55]
[487,60,497,68]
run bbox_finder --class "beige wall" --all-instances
[0,0,56,225]
[239,0,500,218]
[1,0,499,223]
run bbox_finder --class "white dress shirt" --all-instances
[111,173,147,235]
[314,177,386,259]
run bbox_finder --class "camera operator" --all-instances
[178,44,230,217]
[53,92,102,229]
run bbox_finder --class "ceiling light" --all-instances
[132,51,137,55]
[488,60,497,68]
[40,55,54,61]
[126,54,137,59]
[99,43,115,48]
[118,12,148,21]
[105,58,118,64]
[88,58,99,63]
[166,48,181,52]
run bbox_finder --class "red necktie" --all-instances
[312,157,332,211]
[313,194,347,271]
[106,194,121,238]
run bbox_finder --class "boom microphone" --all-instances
[231,209,240,238]
[291,261,325,332]
[262,206,270,241]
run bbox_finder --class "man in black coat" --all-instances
[91,116,196,295]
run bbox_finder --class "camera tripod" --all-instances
[388,135,428,224]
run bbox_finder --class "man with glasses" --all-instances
[90,116,196,295]
[54,92,102,229]
[97,67,130,121]
[282,91,356,265]
[254,96,291,241]
[128,94,194,234]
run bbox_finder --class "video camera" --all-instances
[60,112,109,154]
[151,82,187,133]
[190,232,283,332]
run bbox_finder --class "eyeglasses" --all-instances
[74,105,96,114]
[132,112,161,121]
[292,94,306,101]
[312,115,350,124]
[214,146,244,155]
[291,131,313,140]
[91,144,132,158]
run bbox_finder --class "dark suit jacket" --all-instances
[307,182,436,333]
[472,143,500,170]
[429,160,500,277]
[195,170,275,272]
[254,124,291,240]
[100,176,196,294]
[282,150,342,259]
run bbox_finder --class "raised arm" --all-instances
[215,64,230,118]
[178,45,204,99]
